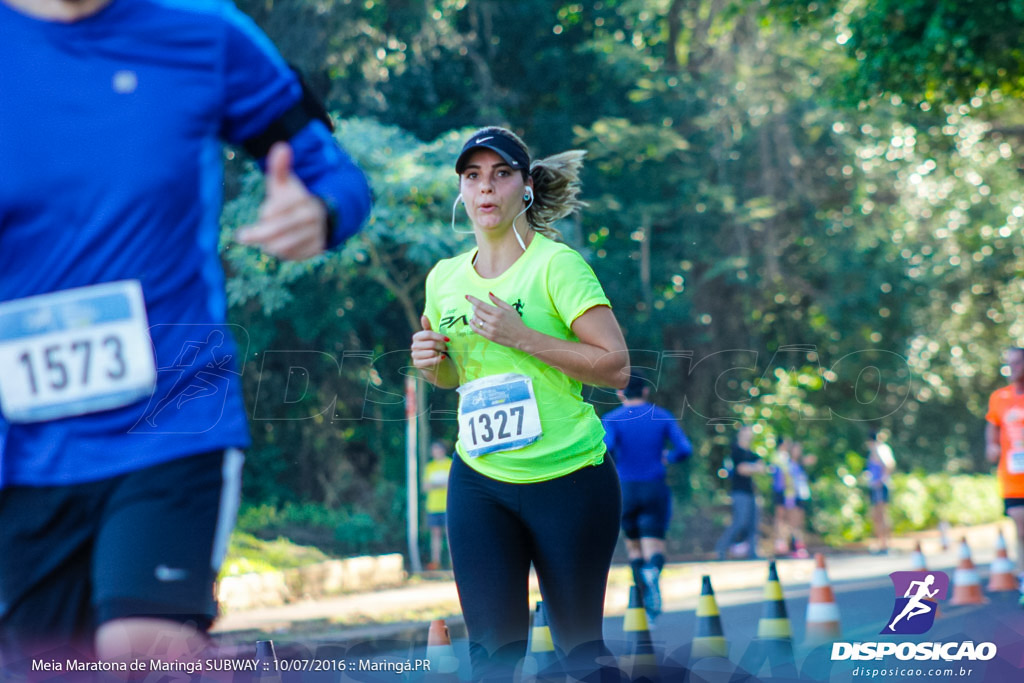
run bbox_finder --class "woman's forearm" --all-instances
[516,327,629,389]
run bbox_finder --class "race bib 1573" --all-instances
[0,281,157,423]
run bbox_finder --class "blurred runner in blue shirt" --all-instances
[603,371,692,620]
[0,0,371,673]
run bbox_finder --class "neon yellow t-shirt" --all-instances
[423,233,611,484]
[424,457,452,513]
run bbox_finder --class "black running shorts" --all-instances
[0,449,243,660]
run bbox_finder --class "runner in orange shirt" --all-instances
[985,346,1024,604]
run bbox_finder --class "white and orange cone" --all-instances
[907,542,942,618]
[950,537,988,605]
[805,554,841,645]
[425,619,460,680]
[987,531,1020,592]
[910,542,927,572]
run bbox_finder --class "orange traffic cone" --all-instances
[909,543,944,620]
[910,542,927,571]
[906,542,941,622]
[950,538,988,605]
[919,541,944,620]
[425,619,460,681]
[805,554,841,645]
[987,531,1020,592]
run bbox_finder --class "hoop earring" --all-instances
[451,194,473,234]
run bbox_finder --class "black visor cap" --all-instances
[455,131,530,174]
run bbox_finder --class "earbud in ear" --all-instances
[523,191,533,202]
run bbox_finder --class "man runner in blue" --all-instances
[0,0,371,674]
[602,372,692,621]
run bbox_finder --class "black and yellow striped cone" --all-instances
[756,561,791,640]
[692,575,728,660]
[620,585,659,682]
[733,562,796,681]
[523,601,562,682]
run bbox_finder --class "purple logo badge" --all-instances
[882,571,949,635]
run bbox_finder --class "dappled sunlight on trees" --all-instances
[221,0,1023,555]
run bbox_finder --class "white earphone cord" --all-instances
[451,194,473,234]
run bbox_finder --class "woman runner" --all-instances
[411,126,629,680]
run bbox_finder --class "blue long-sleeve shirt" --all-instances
[602,403,692,482]
[0,0,371,487]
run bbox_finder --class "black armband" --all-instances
[242,67,333,159]
[316,195,340,247]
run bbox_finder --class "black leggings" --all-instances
[447,454,621,680]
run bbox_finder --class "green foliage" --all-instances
[222,531,331,577]
[843,1,1024,106]
[808,473,1002,544]
[808,475,871,544]
[214,0,1023,559]
[239,502,390,554]
[235,485,407,557]
[666,475,723,555]
[221,118,471,526]
[893,473,1003,530]
[769,0,1024,106]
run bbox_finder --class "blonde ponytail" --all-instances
[527,150,587,240]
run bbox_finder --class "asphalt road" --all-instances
[602,559,1024,682]
[249,551,1024,682]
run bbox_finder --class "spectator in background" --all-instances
[424,440,453,570]
[787,441,813,558]
[715,425,765,560]
[866,431,897,554]
[770,440,800,556]
[602,371,693,622]
[985,345,1024,603]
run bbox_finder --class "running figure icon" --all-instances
[888,574,939,631]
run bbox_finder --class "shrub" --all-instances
[234,481,407,558]
[221,531,330,577]
[807,472,1001,544]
